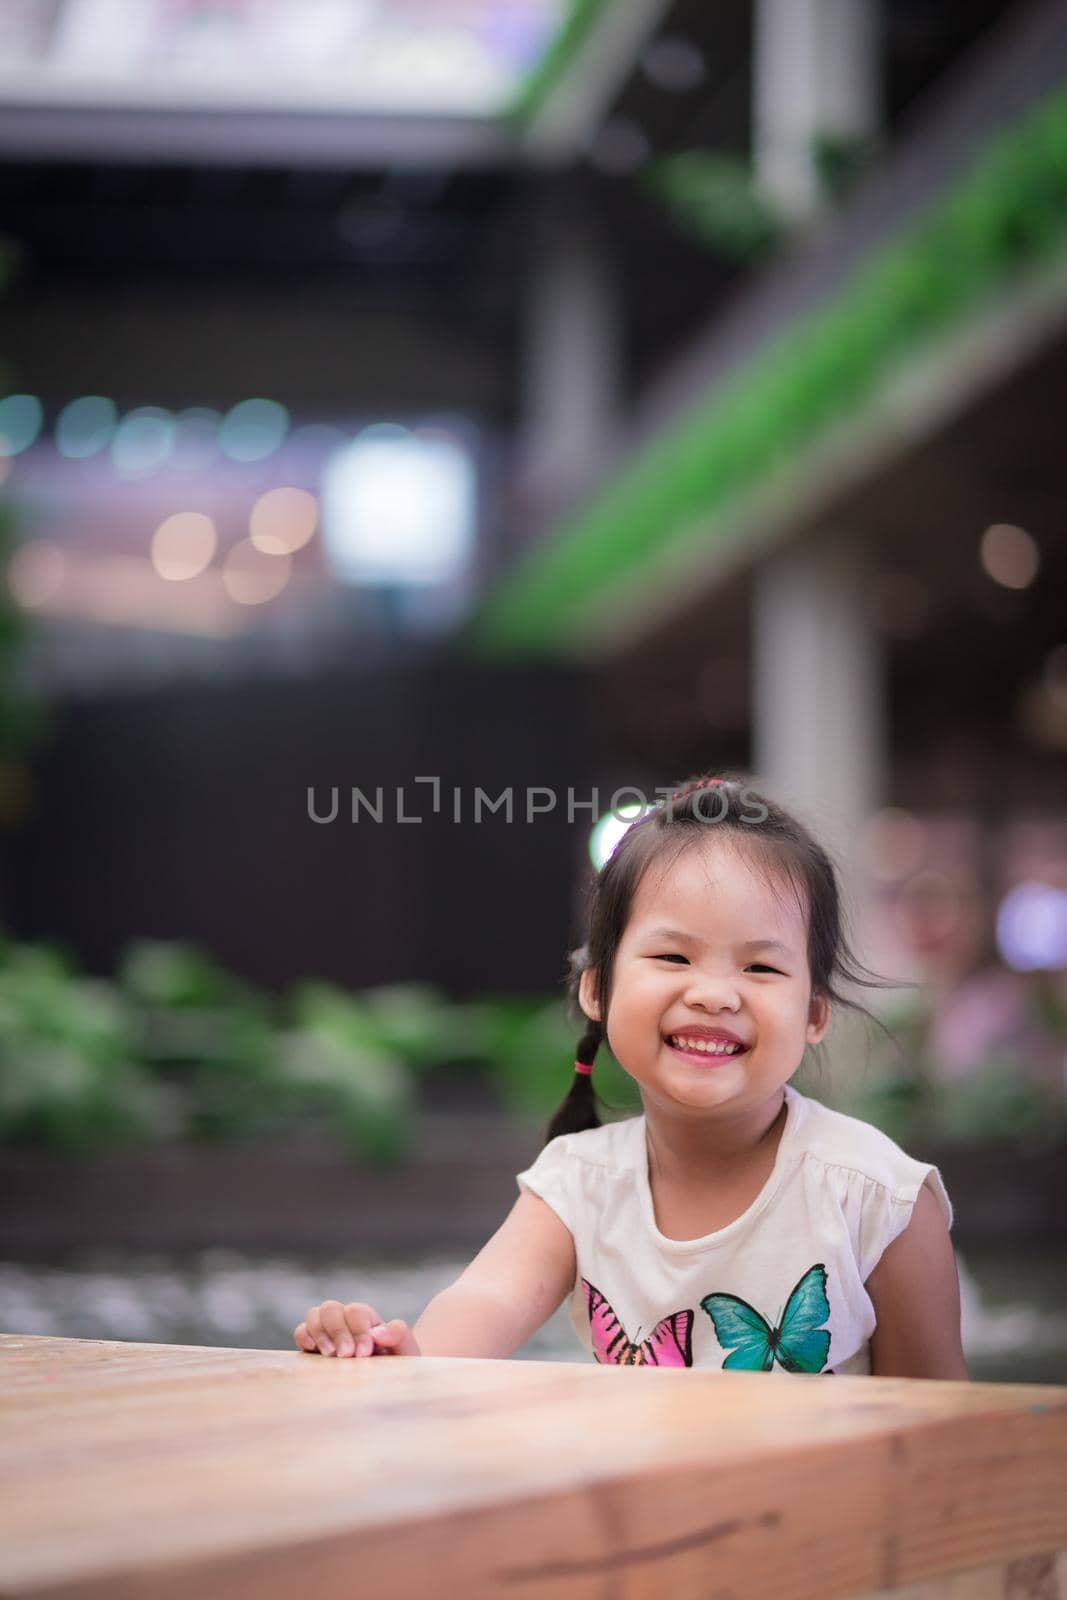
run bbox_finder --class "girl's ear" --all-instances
[578,966,601,1022]
[806,992,831,1045]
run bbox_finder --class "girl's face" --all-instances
[579,839,831,1122]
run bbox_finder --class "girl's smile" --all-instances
[663,1029,749,1063]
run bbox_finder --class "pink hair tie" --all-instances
[672,776,723,800]
[574,1059,594,1076]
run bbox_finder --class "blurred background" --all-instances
[0,0,1065,1377]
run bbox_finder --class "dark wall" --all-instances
[3,651,593,997]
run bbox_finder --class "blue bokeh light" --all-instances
[0,394,44,456]
[56,396,118,459]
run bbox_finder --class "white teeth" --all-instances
[669,1036,743,1055]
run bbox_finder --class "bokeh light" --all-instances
[172,408,223,472]
[1016,673,1067,752]
[7,540,66,609]
[0,395,44,457]
[249,487,318,555]
[112,407,176,477]
[150,513,218,581]
[641,35,705,93]
[589,804,651,871]
[996,880,1067,972]
[219,399,289,463]
[321,426,475,585]
[980,523,1040,590]
[55,396,118,460]
[284,423,347,460]
[587,119,650,175]
[221,539,292,605]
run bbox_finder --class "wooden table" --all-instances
[2,1334,1065,1600]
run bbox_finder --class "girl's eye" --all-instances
[652,956,784,973]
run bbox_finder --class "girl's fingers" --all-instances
[297,1301,396,1358]
[341,1303,383,1358]
[307,1304,339,1356]
[370,1320,416,1357]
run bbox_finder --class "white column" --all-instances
[754,0,882,221]
[517,212,621,534]
[752,533,886,965]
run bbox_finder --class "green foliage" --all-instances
[118,939,280,1143]
[283,981,426,1164]
[121,938,256,1009]
[351,981,486,1073]
[926,1057,1060,1146]
[0,941,173,1149]
[812,131,877,203]
[2,934,1063,1162]
[835,1056,1067,1151]
[471,80,1067,654]
[645,152,781,261]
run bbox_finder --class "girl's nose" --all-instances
[683,974,741,1012]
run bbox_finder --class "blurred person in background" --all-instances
[873,858,1066,1132]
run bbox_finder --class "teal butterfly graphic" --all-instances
[700,1263,831,1373]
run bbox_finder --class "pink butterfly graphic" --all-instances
[583,1278,693,1366]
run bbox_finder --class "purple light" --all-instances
[996,880,1067,972]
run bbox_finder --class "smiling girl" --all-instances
[295,773,968,1379]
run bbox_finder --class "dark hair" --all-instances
[543,769,904,1145]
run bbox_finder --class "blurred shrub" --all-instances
[1,934,1064,1164]
[644,152,781,261]
[0,939,173,1149]
[834,1056,1066,1151]
[812,131,878,203]
[830,988,1067,1152]
[460,993,640,1124]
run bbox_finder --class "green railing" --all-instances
[470,82,1067,655]
[505,0,613,127]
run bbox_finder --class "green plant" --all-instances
[5,933,1062,1162]
[470,82,1067,655]
[812,131,877,203]
[830,1030,1067,1151]
[645,152,781,261]
[282,981,417,1164]
[0,940,172,1149]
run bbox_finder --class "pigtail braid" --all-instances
[543,1016,604,1144]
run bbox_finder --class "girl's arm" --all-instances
[412,1189,577,1358]
[865,1177,971,1380]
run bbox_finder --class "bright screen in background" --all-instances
[321,426,476,586]
[0,0,564,116]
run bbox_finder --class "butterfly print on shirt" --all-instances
[582,1278,694,1366]
[701,1263,832,1372]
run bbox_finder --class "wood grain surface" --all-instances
[2,1334,1065,1599]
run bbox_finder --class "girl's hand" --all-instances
[293,1300,422,1358]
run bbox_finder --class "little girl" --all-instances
[294,773,969,1378]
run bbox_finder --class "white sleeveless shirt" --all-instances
[515,1083,953,1375]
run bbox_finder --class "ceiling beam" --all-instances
[0,105,515,169]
